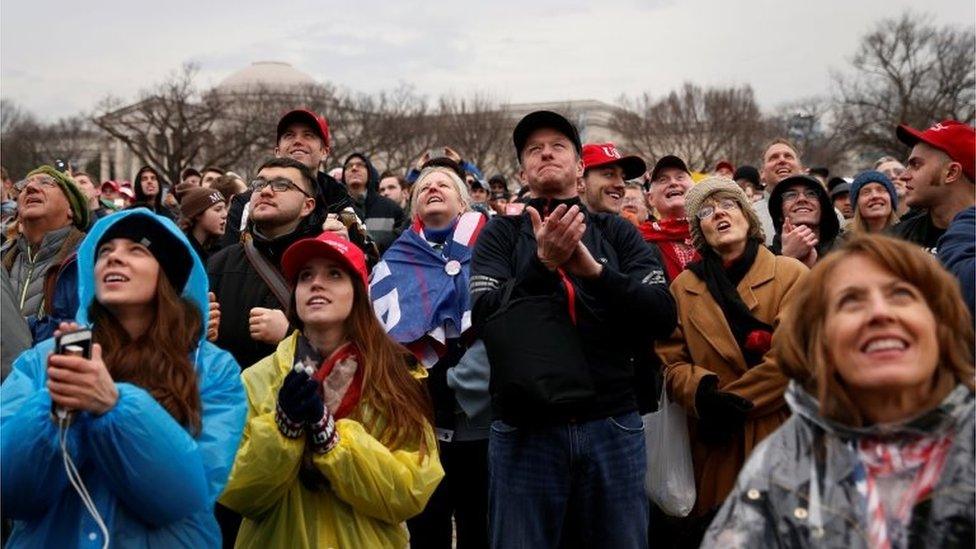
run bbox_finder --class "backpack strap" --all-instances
[242,233,292,309]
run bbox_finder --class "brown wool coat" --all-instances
[655,246,808,515]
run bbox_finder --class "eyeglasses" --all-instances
[250,177,312,198]
[696,198,740,220]
[781,189,819,203]
[15,176,59,192]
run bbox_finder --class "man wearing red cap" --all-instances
[889,120,976,254]
[221,109,356,248]
[579,143,647,214]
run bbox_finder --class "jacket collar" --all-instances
[682,245,776,312]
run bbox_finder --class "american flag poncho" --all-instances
[370,212,486,367]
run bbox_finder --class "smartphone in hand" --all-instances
[52,329,93,420]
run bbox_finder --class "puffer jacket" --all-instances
[702,381,975,548]
[219,332,444,549]
[3,225,85,318]
[0,209,248,548]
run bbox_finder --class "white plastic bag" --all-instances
[643,384,696,516]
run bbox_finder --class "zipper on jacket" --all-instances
[17,243,36,310]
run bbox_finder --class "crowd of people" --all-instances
[0,104,973,549]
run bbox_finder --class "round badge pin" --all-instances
[444,260,461,276]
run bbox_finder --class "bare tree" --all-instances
[833,11,975,157]
[768,97,852,173]
[431,94,514,176]
[1,99,98,179]
[94,63,336,184]
[609,83,769,172]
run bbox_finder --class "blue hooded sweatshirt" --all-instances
[0,209,247,548]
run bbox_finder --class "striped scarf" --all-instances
[855,433,953,548]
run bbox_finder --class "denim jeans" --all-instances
[488,412,648,549]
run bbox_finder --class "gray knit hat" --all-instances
[685,176,763,251]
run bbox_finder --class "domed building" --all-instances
[216,61,318,95]
[95,61,331,185]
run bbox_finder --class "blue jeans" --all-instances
[488,412,648,549]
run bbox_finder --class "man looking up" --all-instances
[756,139,803,244]
[342,152,404,253]
[207,157,319,369]
[642,155,701,280]
[3,166,89,319]
[470,111,676,548]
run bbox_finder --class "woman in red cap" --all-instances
[220,232,444,548]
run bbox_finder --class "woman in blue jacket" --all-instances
[1,208,247,548]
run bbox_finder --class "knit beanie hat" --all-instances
[850,170,898,212]
[685,176,760,251]
[180,187,225,220]
[26,165,90,230]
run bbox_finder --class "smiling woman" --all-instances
[703,234,975,547]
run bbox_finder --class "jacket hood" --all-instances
[768,175,839,242]
[785,380,974,440]
[74,208,210,343]
[343,152,380,193]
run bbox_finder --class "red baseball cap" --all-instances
[714,160,735,173]
[897,120,975,181]
[281,232,368,289]
[582,143,647,180]
[277,109,331,148]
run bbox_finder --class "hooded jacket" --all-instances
[768,176,841,258]
[219,332,444,549]
[0,209,247,548]
[131,166,173,220]
[344,153,405,253]
[702,382,974,548]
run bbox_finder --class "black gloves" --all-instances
[276,369,325,438]
[695,376,754,445]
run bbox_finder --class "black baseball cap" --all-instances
[650,155,690,182]
[512,111,582,161]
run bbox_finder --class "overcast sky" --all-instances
[2,0,973,121]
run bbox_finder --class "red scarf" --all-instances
[639,218,700,280]
[857,434,953,549]
[306,341,364,419]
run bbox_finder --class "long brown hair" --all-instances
[777,234,975,425]
[288,278,434,456]
[89,270,203,434]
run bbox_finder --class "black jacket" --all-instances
[470,196,677,424]
[207,218,322,369]
[889,211,946,254]
[344,153,406,254]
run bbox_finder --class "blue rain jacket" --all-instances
[1,209,247,548]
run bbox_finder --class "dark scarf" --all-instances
[687,239,772,366]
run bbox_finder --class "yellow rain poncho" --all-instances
[219,333,444,548]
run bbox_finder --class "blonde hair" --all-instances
[776,234,975,425]
[850,208,899,234]
[408,167,471,221]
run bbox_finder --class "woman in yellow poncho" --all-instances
[219,231,444,548]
